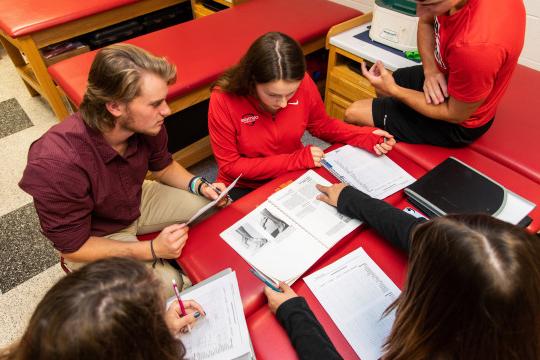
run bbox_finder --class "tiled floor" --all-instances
[0,46,329,347]
[0,46,61,347]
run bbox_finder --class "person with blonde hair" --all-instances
[19,44,227,294]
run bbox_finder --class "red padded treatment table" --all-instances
[48,0,361,167]
[247,222,410,360]
[0,0,185,120]
[174,145,425,317]
[469,65,540,185]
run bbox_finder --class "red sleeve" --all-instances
[446,44,504,103]
[19,158,92,253]
[303,75,382,154]
[208,91,314,183]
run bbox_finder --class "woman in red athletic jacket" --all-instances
[208,32,395,199]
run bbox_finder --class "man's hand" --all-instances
[264,282,298,314]
[423,69,448,105]
[164,299,205,335]
[310,146,325,167]
[200,182,229,207]
[316,183,347,208]
[361,61,398,97]
[153,224,189,259]
[372,129,396,155]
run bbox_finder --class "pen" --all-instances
[172,279,191,332]
[249,268,283,292]
[201,178,233,203]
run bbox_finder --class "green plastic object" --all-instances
[375,0,417,16]
[405,50,421,61]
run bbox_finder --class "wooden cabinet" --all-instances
[325,91,351,121]
[325,46,377,120]
[324,13,381,120]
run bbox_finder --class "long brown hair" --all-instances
[79,43,176,132]
[213,32,306,96]
[0,258,185,360]
[383,214,540,359]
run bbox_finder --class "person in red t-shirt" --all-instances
[344,0,526,147]
[209,32,396,199]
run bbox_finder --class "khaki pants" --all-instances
[65,181,210,297]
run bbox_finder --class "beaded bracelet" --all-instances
[188,176,201,195]
[197,177,208,196]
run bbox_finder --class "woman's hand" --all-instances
[310,146,325,167]
[264,282,299,314]
[316,183,347,208]
[372,129,396,155]
[164,299,206,335]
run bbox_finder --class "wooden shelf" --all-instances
[191,0,233,18]
[192,2,217,18]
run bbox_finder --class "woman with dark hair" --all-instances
[209,32,395,200]
[0,258,204,360]
[264,183,540,360]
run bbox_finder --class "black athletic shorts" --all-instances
[372,65,493,147]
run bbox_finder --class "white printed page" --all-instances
[269,170,361,248]
[323,145,415,199]
[304,248,401,360]
[220,202,328,283]
[187,175,242,225]
[167,271,251,360]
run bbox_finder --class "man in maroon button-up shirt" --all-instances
[20,44,227,292]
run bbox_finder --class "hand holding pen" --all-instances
[167,280,205,334]
[200,178,233,206]
[263,281,299,314]
[249,268,283,292]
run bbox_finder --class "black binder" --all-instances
[404,157,533,227]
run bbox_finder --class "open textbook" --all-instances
[167,269,254,360]
[220,170,361,284]
[304,248,401,360]
[322,145,415,199]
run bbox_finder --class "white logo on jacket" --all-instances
[241,114,259,126]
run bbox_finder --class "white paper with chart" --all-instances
[304,247,400,360]
[220,170,361,284]
[167,270,253,360]
[322,145,415,199]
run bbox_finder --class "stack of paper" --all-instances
[304,248,400,360]
[167,270,254,360]
[322,145,415,199]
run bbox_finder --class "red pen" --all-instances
[172,279,191,332]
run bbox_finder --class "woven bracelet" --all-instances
[149,239,163,268]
